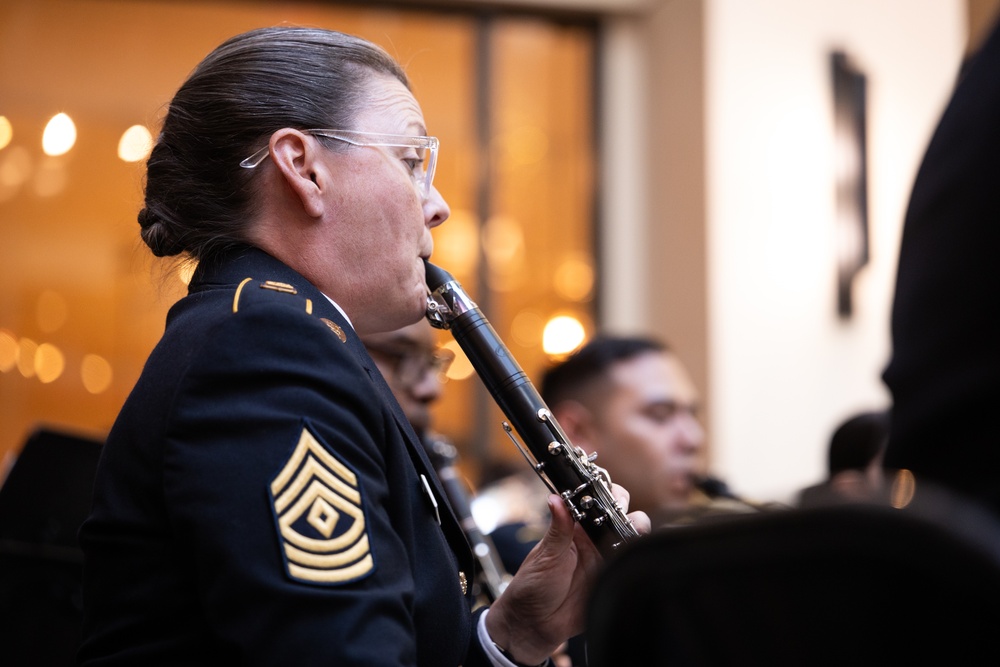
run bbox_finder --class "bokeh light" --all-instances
[81,354,113,394]
[17,337,38,378]
[542,315,586,357]
[0,329,17,372]
[35,343,65,383]
[177,259,198,286]
[118,124,153,162]
[0,145,32,188]
[432,208,480,277]
[553,255,594,302]
[0,116,12,150]
[442,340,475,381]
[42,112,77,156]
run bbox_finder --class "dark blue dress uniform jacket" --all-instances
[78,247,492,666]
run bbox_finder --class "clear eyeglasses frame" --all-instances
[365,343,456,386]
[239,129,439,200]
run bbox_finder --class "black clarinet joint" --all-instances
[424,260,640,557]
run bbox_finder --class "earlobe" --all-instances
[270,129,326,218]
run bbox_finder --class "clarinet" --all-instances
[424,261,640,557]
[421,431,512,603]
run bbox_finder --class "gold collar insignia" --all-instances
[320,318,347,343]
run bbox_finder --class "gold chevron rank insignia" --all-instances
[270,427,374,585]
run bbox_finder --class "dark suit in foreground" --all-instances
[882,19,1000,517]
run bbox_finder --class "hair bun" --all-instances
[138,207,183,257]
[137,207,154,229]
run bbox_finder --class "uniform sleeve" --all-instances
[161,301,424,665]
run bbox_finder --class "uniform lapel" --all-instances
[345,331,473,555]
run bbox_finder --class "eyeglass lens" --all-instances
[396,349,451,385]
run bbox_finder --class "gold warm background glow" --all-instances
[0,0,596,485]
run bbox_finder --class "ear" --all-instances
[269,129,329,219]
[551,400,596,447]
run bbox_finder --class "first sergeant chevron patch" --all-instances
[270,426,375,585]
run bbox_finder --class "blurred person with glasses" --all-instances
[78,26,647,667]
[361,321,515,611]
[361,321,454,434]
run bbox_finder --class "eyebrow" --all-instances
[646,398,700,412]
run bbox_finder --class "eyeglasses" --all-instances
[365,343,455,386]
[239,129,439,199]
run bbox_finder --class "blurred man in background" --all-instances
[476,334,764,666]
[478,334,763,575]
[360,320,453,439]
[540,335,706,525]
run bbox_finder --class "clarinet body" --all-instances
[421,432,512,603]
[424,261,640,557]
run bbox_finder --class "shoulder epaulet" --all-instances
[232,277,314,315]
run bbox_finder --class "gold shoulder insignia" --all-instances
[233,277,253,313]
[261,280,297,294]
[320,318,348,343]
[232,278,313,315]
[270,427,374,584]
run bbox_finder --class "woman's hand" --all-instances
[485,485,650,665]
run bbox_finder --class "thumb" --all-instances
[535,494,577,557]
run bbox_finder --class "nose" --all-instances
[410,366,443,404]
[677,410,705,453]
[424,184,450,229]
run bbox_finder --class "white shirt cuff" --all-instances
[477,607,521,667]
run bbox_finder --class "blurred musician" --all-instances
[472,334,770,665]
[540,335,768,526]
[477,335,770,570]
[360,321,511,605]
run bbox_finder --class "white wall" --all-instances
[600,16,650,334]
[703,0,966,502]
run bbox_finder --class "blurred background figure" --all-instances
[475,334,764,572]
[797,409,890,507]
[360,320,452,439]
[540,335,706,525]
[360,321,512,606]
[882,10,1000,519]
[474,333,767,666]
[0,427,103,666]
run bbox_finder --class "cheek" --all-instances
[617,416,660,451]
[605,422,656,469]
[345,193,415,270]
[624,422,681,469]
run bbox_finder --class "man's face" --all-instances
[589,351,705,515]
[361,321,448,435]
[317,73,450,335]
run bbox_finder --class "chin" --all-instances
[410,284,430,318]
[355,300,425,335]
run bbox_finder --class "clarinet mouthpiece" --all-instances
[424,259,453,292]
